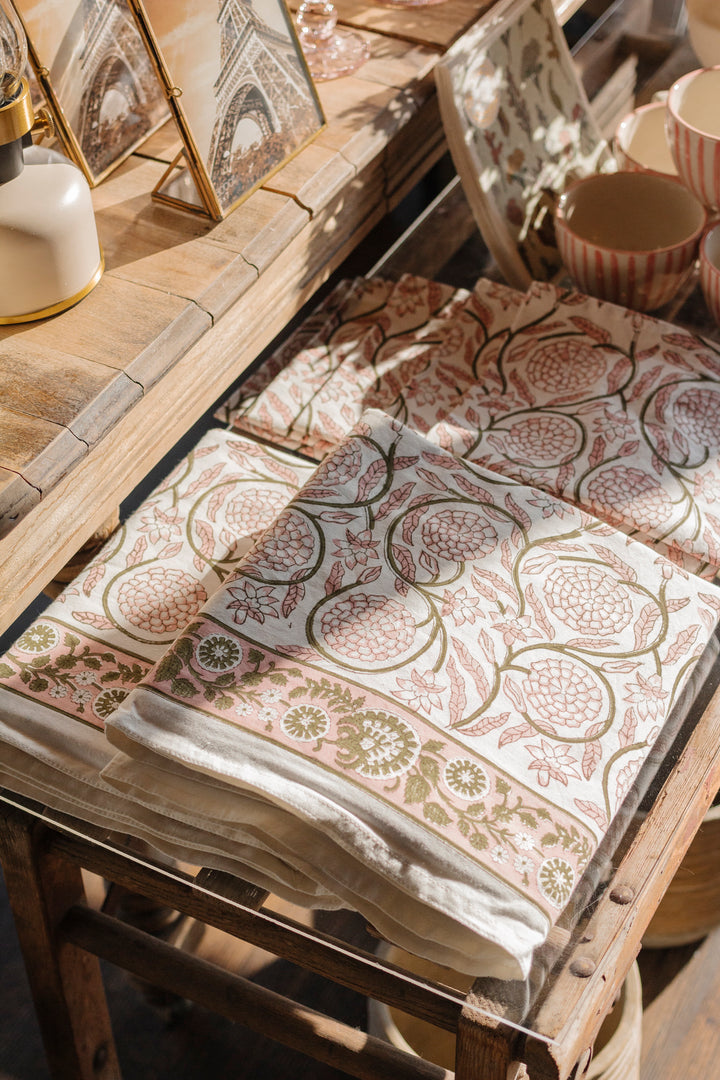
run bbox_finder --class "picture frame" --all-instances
[126,0,326,220]
[10,0,170,186]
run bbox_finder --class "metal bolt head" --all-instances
[609,884,634,905]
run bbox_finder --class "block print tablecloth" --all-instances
[428,282,720,578]
[105,410,720,977]
[221,274,523,460]
[0,430,332,901]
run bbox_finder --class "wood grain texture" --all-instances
[0,807,121,1080]
[12,275,211,389]
[320,0,495,51]
[520,676,720,1080]
[0,467,40,540]
[0,405,86,491]
[0,339,142,444]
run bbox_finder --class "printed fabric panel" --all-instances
[0,430,332,902]
[427,282,720,579]
[221,273,524,459]
[105,409,720,979]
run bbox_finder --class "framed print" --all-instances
[11,0,170,186]
[127,0,326,220]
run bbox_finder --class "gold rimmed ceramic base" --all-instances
[0,254,104,324]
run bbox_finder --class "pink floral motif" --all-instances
[489,612,542,647]
[501,414,579,462]
[440,586,481,625]
[331,529,381,569]
[420,508,498,560]
[395,668,447,714]
[672,386,720,450]
[224,487,292,533]
[544,565,634,634]
[310,441,363,488]
[319,594,415,661]
[624,672,669,723]
[117,568,207,634]
[522,657,604,731]
[524,339,608,395]
[526,739,582,786]
[693,470,720,503]
[586,465,674,534]
[226,580,281,625]
[250,510,317,572]
[138,505,184,544]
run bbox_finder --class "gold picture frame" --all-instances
[127,0,326,221]
[11,0,170,186]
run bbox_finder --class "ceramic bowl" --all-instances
[700,222,720,327]
[554,170,706,311]
[686,0,720,69]
[666,65,720,210]
[614,101,677,177]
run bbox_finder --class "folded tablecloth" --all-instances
[220,273,523,460]
[0,429,333,902]
[428,282,720,578]
[104,409,720,978]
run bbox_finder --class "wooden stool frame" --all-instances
[2,665,720,1080]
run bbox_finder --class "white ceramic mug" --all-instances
[554,170,706,312]
[666,66,720,211]
[614,101,678,178]
[700,222,720,326]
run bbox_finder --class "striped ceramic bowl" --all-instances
[667,66,720,211]
[700,222,720,326]
[554,171,706,312]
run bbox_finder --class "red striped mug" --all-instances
[554,171,706,312]
[667,66,720,211]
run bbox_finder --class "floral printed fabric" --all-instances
[221,273,524,460]
[435,0,612,287]
[105,409,720,978]
[427,281,720,579]
[0,430,333,900]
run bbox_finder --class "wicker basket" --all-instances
[368,948,642,1080]
[643,801,720,948]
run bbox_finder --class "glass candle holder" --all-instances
[296,0,369,82]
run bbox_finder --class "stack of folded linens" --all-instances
[103,409,720,978]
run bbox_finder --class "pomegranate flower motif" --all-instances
[395,668,447,714]
[331,529,381,570]
[526,740,582,787]
[624,672,669,723]
[226,579,280,625]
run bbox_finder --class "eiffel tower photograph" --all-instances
[12,0,168,181]
[140,0,324,215]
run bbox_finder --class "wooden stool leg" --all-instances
[455,995,528,1080]
[0,805,121,1080]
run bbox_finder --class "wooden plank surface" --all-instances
[317,0,495,51]
[0,468,40,541]
[0,339,141,445]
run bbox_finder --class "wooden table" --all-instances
[2,4,720,1079]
